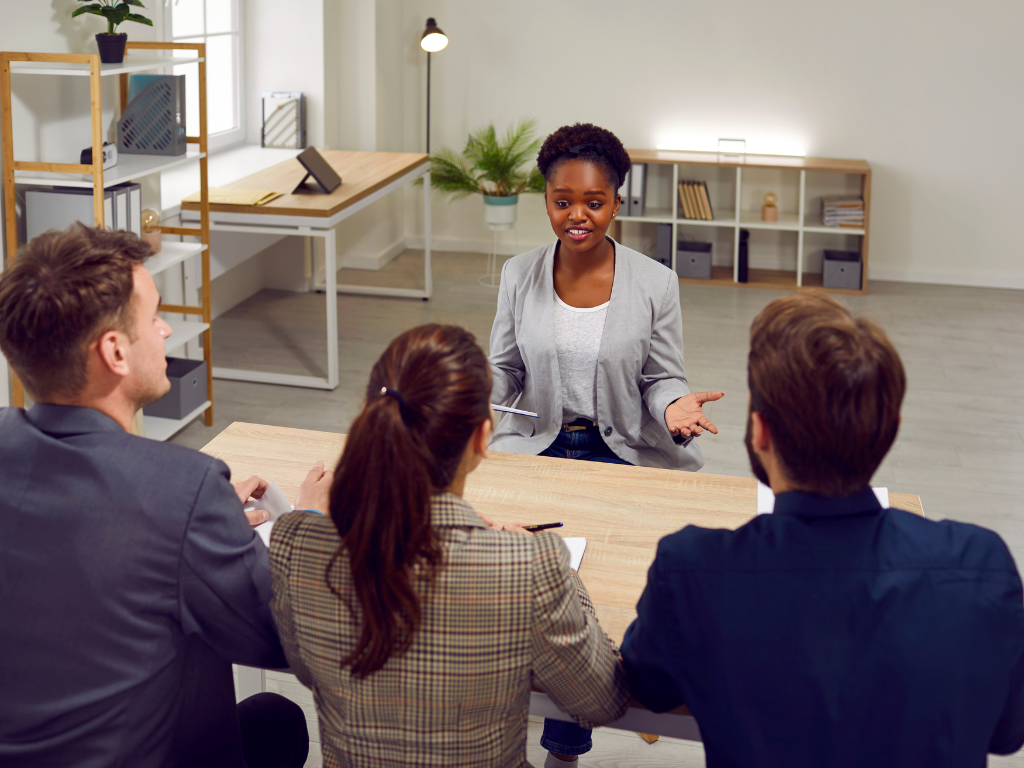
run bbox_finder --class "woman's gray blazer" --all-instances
[488,239,704,471]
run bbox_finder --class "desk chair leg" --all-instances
[639,733,660,744]
[325,228,339,389]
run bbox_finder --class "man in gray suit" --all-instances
[0,225,331,767]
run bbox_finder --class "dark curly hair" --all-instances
[536,123,632,192]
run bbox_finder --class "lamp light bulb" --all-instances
[421,32,448,52]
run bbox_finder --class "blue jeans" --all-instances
[539,423,631,465]
[539,423,629,755]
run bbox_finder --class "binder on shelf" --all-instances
[689,182,703,220]
[678,182,692,219]
[111,183,143,236]
[26,187,115,240]
[700,182,714,220]
[629,163,646,217]
[695,182,710,220]
[655,223,672,268]
[113,186,128,234]
[619,166,631,217]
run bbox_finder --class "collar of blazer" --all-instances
[27,403,124,436]
[431,492,490,530]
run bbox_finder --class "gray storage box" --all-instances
[144,358,207,420]
[822,250,862,290]
[676,241,712,280]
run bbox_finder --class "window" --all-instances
[168,0,244,150]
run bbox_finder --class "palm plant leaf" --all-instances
[427,118,544,199]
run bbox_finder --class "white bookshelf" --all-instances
[144,400,212,442]
[2,45,214,433]
[15,146,205,189]
[615,150,871,293]
[9,54,202,77]
[147,241,207,277]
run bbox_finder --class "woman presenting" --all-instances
[489,123,723,473]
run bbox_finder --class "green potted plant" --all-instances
[72,0,153,64]
[427,118,545,230]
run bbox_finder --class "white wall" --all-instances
[395,0,1024,288]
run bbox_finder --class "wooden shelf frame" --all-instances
[1,44,214,435]
[613,150,871,295]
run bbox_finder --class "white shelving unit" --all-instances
[15,146,206,188]
[9,54,201,77]
[614,150,871,293]
[2,46,213,438]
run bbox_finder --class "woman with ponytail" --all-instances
[268,324,627,768]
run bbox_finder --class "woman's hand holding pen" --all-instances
[475,510,534,535]
[665,391,725,438]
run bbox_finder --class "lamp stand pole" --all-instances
[426,50,431,153]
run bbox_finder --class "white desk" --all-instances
[180,150,431,390]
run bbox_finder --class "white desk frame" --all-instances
[234,667,701,742]
[183,165,431,390]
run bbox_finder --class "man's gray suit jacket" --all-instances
[488,239,705,471]
[0,404,286,767]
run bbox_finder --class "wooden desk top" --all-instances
[180,151,429,219]
[202,422,923,645]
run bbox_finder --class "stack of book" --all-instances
[821,195,864,228]
[679,181,714,220]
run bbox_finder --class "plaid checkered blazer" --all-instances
[269,492,628,767]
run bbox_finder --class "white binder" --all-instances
[619,166,631,217]
[630,163,646,217]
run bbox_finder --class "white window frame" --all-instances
[163,0,246,153]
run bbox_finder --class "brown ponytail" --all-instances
[326,324,492,677]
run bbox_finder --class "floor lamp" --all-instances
[420,18,448,153]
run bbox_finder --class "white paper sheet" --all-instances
[245,481,293,548]
[244,481,293,522]
[757,481,889,514]
[561,537,587,571]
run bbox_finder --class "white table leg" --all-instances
[325,226,339,389]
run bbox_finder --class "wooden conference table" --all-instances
[203,422,924,740]
[180,150,431,391]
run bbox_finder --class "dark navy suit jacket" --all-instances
[0,405,287,767]
[622,487,1024,768]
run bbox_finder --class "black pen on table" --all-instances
[523,522,563,532]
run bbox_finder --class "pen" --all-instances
[524,522,564,532]
[492,404,540,418]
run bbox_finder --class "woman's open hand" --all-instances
[665,391,724,438]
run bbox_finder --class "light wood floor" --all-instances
[198,248,1024,767]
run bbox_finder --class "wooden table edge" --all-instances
[180,154,429,218]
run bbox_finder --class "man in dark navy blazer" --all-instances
[622,291,1024,768]
[0,225,330,767]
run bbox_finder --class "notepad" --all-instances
[561,537,587,571]
[756,481,889,514]
[182,188,283,206]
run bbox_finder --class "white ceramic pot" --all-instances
[483,194,518,231]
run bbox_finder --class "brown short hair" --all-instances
[748,291,906,497]
[0,224,151,400]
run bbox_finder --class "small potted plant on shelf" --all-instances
[72,0,153,64]
[427,118,545,230]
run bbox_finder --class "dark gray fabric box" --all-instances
[676,241,712,280]
[823,250,862,290]
[144,358,207,420]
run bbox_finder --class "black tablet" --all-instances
[293,147,342,194]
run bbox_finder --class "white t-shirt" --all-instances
[553,292,609,424]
